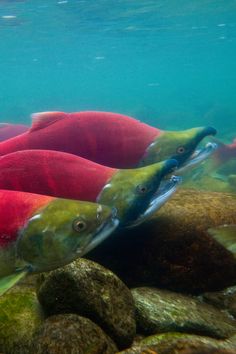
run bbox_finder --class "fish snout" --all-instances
[197,126,217,141]
[162,158,179,176]
[85,211,119,254]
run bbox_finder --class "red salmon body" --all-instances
[213,138,236,167]
[0,123,28,142]
[0,150,116,201]
[0,190,54,248]
[0,112,161,168]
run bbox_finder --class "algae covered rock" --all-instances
[118,332,236,354]
[32,313,118,354]
[0,285,43,354]
[37,258,136,349]
[132,287,236,338]
[88,189,236,293]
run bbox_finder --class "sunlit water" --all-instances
[0,0,235,138]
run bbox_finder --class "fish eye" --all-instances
[73,219,87,232]
[176,146,185,154]
[136,184,148,195]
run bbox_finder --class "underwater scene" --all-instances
[0,0,236,353]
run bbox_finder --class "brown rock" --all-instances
[37,258,136,349]
[88,189,236,294]
[32,314,118,354]
[202,286,236,318]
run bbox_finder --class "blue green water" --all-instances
[0,0,236,138]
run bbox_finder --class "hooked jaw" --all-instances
[176,127,217,173]
[82,207,119,254]
[139,126,217,169]
[97,159,180,228]
[177,141,218,174]
[125,175,182,228]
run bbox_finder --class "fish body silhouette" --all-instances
[0,111,216,169]
[0,149,180,227]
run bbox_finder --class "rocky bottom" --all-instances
[0,257,235,354]
[0,189,236,353]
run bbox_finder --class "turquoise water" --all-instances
[0,0,236,138]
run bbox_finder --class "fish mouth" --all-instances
[81,209,119,255]
[126,175,181,228]
[177,142,218,174]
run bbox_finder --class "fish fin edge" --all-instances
[0,270,28,296]
[30,111,67,132]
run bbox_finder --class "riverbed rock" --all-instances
[31,313,118,354]
[118,332,236,354]
[132,287,236,338]
[202,286,236,318]
[87,189,236,294]
[0,285,43,354]
[37,258,136,349]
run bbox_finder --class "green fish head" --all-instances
[17,198,118,272]
[139,126,217,170]
[97,159,181,227]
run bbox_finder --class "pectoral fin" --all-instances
[208,224,236,256]
[0,270,28,296]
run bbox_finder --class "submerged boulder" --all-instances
[0,285,43,354]
[132,287,236,338]
[32,314,118,354]
[202,285,236,318]
[118,332,236,354]
[37,258,136,349]
[87,189,236,294]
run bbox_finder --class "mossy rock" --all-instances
[32,313,118,353]
[37,258,136,349]
[118,332,236,354]
[0,285,43,354]
[132,287,236,338]
[88,189,236,294]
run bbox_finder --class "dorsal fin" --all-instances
[30,111,67,132]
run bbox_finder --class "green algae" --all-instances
[0,285,43,354]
